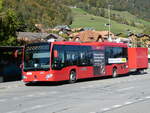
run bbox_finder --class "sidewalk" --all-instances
[0,81,24,90]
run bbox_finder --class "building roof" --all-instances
[71,30,115,42]
[17,32,65,42]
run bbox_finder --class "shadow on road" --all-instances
[24,71,148,87]
[24,75,128,87]
[25,76,112,86]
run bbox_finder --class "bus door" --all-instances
[93,49,105,76]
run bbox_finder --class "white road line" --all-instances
[30,105,45,109]
[112,104,122,108]
[124,101,134,105]
[49,91,58,94]
[101,108,111,111]
[137,98,144,101]
[117,87,134,92]
[25,94,34,97]
[145,96,150,99]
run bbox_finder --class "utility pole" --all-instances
[108,4,112,41]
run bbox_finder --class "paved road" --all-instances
[0,69,150,113]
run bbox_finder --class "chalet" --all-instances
[71,30,115,42]
[17,32,65,43]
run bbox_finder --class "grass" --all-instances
[71,8,145,34]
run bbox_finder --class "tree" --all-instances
[0,0,2,11]
[3,0,73,28]
[0,9,20,46]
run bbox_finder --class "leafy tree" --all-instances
[0,0,2,11]
[2,0,73,29]
[0,9,20,46]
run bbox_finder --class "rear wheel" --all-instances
[112,68,118,78]
[136,69,144,74]
[69,71,76,84]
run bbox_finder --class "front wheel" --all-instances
[112,68,118,78]
[69,71,77,84]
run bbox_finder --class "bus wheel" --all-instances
[25,82,32,86]
[112,68,118,78]
[137,69,144,74]
[69,71,76,83]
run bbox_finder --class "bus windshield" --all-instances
[24,43,50,71]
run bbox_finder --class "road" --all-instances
[0,69,150,113]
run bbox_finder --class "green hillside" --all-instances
[64,0,150,21]
[71,8,142,34]
[102,8,150,28]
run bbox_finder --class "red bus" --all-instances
[22,41,130,83]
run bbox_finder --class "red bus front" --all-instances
[22,42,55,82]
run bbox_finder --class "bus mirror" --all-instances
[14,50,18,58]
[20,64,23,69]
[54,50,58,58]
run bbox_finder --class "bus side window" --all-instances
[86,51,93,66]
[52,50,65,70]
[66,51,73,66]
[78,51,90,66]
[105,47,111,64]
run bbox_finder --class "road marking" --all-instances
[117,87,134,92]
[145,96,150,99]
[25,94,34,97]
[101,108,111,111]
[30,105,45,109]
[90,112,97,113]
[112,104,122,108]
[124,101,134,105]
[137,98,144,101]
[49,91,58,94]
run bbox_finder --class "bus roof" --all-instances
[52,41,127,47]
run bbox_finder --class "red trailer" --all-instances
[128,48,148,73]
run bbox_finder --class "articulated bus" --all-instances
[22,41,129,83]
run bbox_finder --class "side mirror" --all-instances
[14,50,19,58]
[20,64,23,69]
[54,50,58,58]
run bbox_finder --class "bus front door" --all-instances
[93,50,105,76]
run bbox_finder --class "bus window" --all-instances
[66,51,79,66]
[105,47,127,64]
[24,43,50,71]
[52,50,65,70]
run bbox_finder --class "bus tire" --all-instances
[112,68,118,78]
[69,70,76,84]
[136,69,144,74]
[25,82,32,86]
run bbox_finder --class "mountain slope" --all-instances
[111,0,150,21]
[71,8,142,34]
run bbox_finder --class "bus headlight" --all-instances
[46,74,53,79]
[22,75,27,79]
